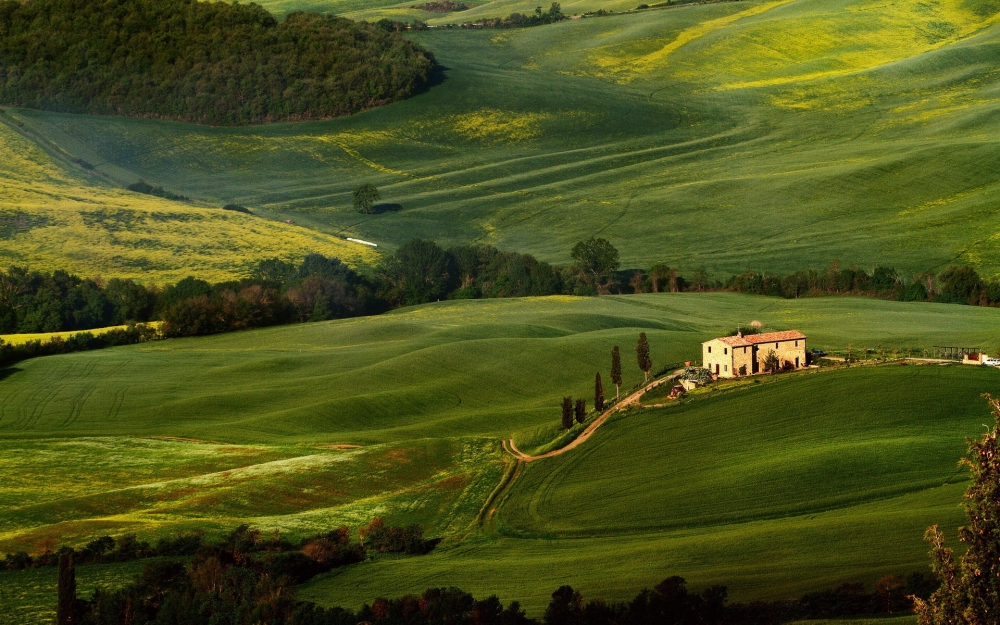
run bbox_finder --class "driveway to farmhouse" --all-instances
[503,373,678,462]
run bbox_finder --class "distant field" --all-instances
[9,0,1000,277]
[0,116,377,282]
[1,293,998,619]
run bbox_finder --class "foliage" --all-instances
[915,395,1000,625]
[561,396,574,429]
[0,323,158,367]
[636,332,651,379]
[0,0,435,125]
[611,345,623,396]
[458,2,565,28]
[573,398,586,424]
[410,0,469,11]
[594,372,604,412]
[678,367,713,385]
[762,350,780,374]
[353,184,381,214]
[126,181,188,202]
[570,237,620,295]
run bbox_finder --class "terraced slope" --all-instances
[10,0,1000,275]
[0,117,376,282]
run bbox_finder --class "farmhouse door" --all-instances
[752,346,759,373]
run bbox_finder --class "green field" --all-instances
[0,115,377,282]
[2,293,999,619]
[6,0,1000,278]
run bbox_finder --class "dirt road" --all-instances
[503,373,676,462]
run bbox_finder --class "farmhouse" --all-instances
[702,330,807,378]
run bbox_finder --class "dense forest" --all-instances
[0,0,435,124]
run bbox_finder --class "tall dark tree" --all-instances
[594,372,605,412]
[611,346,623,400]
[56,552,78,625]
[916,394,1000,625]
[561,396,574,430]
[353,184,381,214]
[637,332,652,381]
[574,398,586,424]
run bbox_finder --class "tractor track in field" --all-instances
[503,372,677,462]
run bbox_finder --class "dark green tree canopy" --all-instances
[354,184,381,214]
[571,237,620,293]
[379,239,454,306]
[0,0,435,125]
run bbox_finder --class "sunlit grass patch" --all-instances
[449,109,555,143]
[0,120,378,282]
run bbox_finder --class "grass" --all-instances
[300,366,992,614]
[6,0,1000,277]
[0,559,164,625]
[2,293,1000,618]
[0,115,377,283]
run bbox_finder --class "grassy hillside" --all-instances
[9,0,1000,276]
[0,116,377,282]
[2,293,1000,619]
[301,366,993,612]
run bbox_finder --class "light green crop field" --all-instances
[0,116,377,283]
[2,293,999,620]
[7,0,1000,277]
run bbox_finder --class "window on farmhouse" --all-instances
[775,342,779,348]
[795,340,799,347]
[724,348,728,354]
[708,346,712,353]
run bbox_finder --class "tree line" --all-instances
[560,334,651,429]
[4,237,1000,365]
[0,0,435,125]
[6,518,432,573]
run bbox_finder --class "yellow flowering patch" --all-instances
[449,108,555,143]
[0,122,378,283]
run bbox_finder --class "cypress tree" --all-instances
[637,332,652,381]
[561,396,574,429]
[611,346,622,400]
[915,394,1000,625]
[56,551,77,625]
[594,372,605,412]
[574,398,586,424]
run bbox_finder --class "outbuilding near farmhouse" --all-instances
[702,330,806,378]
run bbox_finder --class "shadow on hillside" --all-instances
[371,203,404,214]
[416,63,449,96]
[0,367,23,382]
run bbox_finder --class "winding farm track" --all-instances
[503,373,678,462]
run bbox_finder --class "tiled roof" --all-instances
[711,330,806,347]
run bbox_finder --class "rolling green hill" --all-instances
[7,0,1000,277]
[2,293,1000,620]
[0,117,377,282]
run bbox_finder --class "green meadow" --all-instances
[7,0,1000,277]
[3,293,1000,619]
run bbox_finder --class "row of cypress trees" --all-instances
[562,333,652,429]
